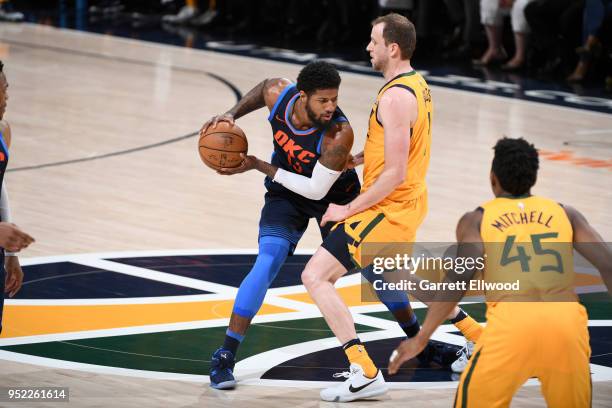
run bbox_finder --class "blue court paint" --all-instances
[18,262,210,299]
[109,254,318,288]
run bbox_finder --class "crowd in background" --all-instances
[3,0,612,86]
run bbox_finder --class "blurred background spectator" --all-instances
[567,0,612,83]
[7,0,612,90]
[0,0,24,21]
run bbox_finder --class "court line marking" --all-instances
[2,322,610,388]
[5,250,612,387]
[72,257,240,296]
[0,309,337,347]
[16,249,362,301]
[0,37,242,172]
[0,349,209,382]
[576,129,612,135]
[6,293,241,306]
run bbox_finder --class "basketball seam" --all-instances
[200,131,247,141]
[199,146,247,154]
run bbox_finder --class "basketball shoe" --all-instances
[451,341,475,373]
[209,348,236,389]
[320,363,388,402]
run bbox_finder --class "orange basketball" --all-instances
[198,122,248,170]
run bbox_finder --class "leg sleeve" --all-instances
[232,237,290,318]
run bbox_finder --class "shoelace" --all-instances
[456,343,469,357]
[332,371,350,379]
[332,366,360,379]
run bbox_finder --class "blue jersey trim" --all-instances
[267,84,295,122]
[0,131,8,159]
[316,130,324,155]
[335,116,348,123]
[285,94,318,136]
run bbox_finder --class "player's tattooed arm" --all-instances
[202,78,291,131]
[388,210,483,375]
[320,122,354,171]
[227,77,292,119]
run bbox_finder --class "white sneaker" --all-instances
[162,6,198,24]
[451,341,474,373]
[0,9,24,22]
[320,363,388,402]
[191,9,218,26]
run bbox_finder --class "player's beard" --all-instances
[372,55,388,73]
[305,99,332,130]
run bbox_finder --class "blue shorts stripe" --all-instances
[259,225,302,245]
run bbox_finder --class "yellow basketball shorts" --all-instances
[321,193,427,270]
[454,302,591,408]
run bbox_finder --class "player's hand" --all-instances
[388,335,428,375]
[320,203,351,227]
[0,222,34,253]
[346,151,364,169]
[201,113,235,133]
[217,153,258,175]
[4,256,24,298]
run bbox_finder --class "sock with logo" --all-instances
[450,308,483,342]
[343,339,378,379]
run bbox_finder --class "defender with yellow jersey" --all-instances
[328,71,433,268]
[454,195,591,408]
[389,138,609,407]
[480,195,576,302]
[451,142,596,408]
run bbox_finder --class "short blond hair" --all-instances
[372,13,416,60]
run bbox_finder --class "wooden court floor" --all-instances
[0,23,610,407]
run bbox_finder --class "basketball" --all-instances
[198,122,248,170]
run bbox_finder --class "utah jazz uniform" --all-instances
[323,70,433,269]
[261,84,360,252]
[454,196,591,408]
[0,130,8,333]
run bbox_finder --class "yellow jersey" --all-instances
[363,70,433,210]
[479,195,576,301]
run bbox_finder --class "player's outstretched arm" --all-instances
[564,205,612,294]
[388,210,483,374]
[201,78,292,132]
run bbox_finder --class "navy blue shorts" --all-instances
[320,222,355,271]
[259,192,337,255]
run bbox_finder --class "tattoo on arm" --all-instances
[255,158,279,179]
[228,79,268,119]
[320,143,350,171]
